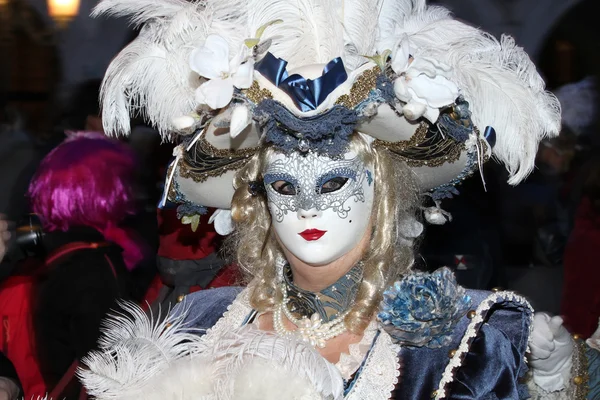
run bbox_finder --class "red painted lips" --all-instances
[299,229,327,241]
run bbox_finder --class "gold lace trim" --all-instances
[243,81,274,104]
[335,67,380,109]
[177,137,257,183]
[374,122,466,168]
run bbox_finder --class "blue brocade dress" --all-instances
[176,286,532,399]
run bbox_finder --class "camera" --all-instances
[12,213,45,258]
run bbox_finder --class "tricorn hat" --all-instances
[94,0,561,232]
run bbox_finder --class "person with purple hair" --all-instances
[18,132,148,399]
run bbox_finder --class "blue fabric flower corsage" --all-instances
[378,267,471,349]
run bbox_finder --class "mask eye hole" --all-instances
[271,180,297,195]
[319,177,349,194]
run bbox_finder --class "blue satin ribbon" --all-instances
[255,52,348,112]
[484,126,496,148]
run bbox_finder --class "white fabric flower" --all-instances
[190,35,255,109]
[391,36,459,123]
[209,208,234,235]
[421,200,452,225]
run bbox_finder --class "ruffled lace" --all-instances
[335,320,379,379]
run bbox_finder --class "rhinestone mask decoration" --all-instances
[264,152,370,223]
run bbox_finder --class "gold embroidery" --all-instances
[177,137,258,183]
[243,81,274,104]
[335,67,380,109]
[570,336,590,400]
[166,164,178,202]
[373,124,489,169]
[373,122,463,168]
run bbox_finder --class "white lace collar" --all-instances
[203,288,401,400]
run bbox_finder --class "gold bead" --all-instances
[177,294,185,303]
[573,376,584,385]
[448,349,457,358]
[467,310,477,319]
[573,334,581,340]
[491,287,503,292]
[431,390,438,398]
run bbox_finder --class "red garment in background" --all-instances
[0,273,47,398]
[143,208,239,305]
[157,208,219,260]
[561,197,600,338]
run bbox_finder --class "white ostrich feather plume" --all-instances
[342,0,383,70]
[80,303,344,400]
[377,1,561,184]
[93,0,350,136]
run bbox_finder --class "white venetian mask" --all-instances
[264,150,375,265]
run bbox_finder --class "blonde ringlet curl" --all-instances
[229,133,420,334]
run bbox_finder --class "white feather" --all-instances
[377,0,428,51]
[79,301,205,399]
[244,0,315,65]
[91,0,192,27]
[253,0,345,68]
[208,325,344,399]
[380,4,561,184]
[81,308,344,400]
[342,0,383,70]
[94,0,251,137]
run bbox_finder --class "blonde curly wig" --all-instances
[229,133,420,333]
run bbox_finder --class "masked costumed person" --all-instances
[81,0,563,398]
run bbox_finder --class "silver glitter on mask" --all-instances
[263,152,371,222]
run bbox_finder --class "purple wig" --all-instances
[29,133,145,269]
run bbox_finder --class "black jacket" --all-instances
[33,227,131,398]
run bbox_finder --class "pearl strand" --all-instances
[273,283,349,348]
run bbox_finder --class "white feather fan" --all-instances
[79,302,206,399]
[80,304,344,400]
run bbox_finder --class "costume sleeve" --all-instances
[172,286,243,330]
[69,264,123,359]
[394,290,532,400]
[448,323,529,399]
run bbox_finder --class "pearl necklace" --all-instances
[273,284,349,348]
